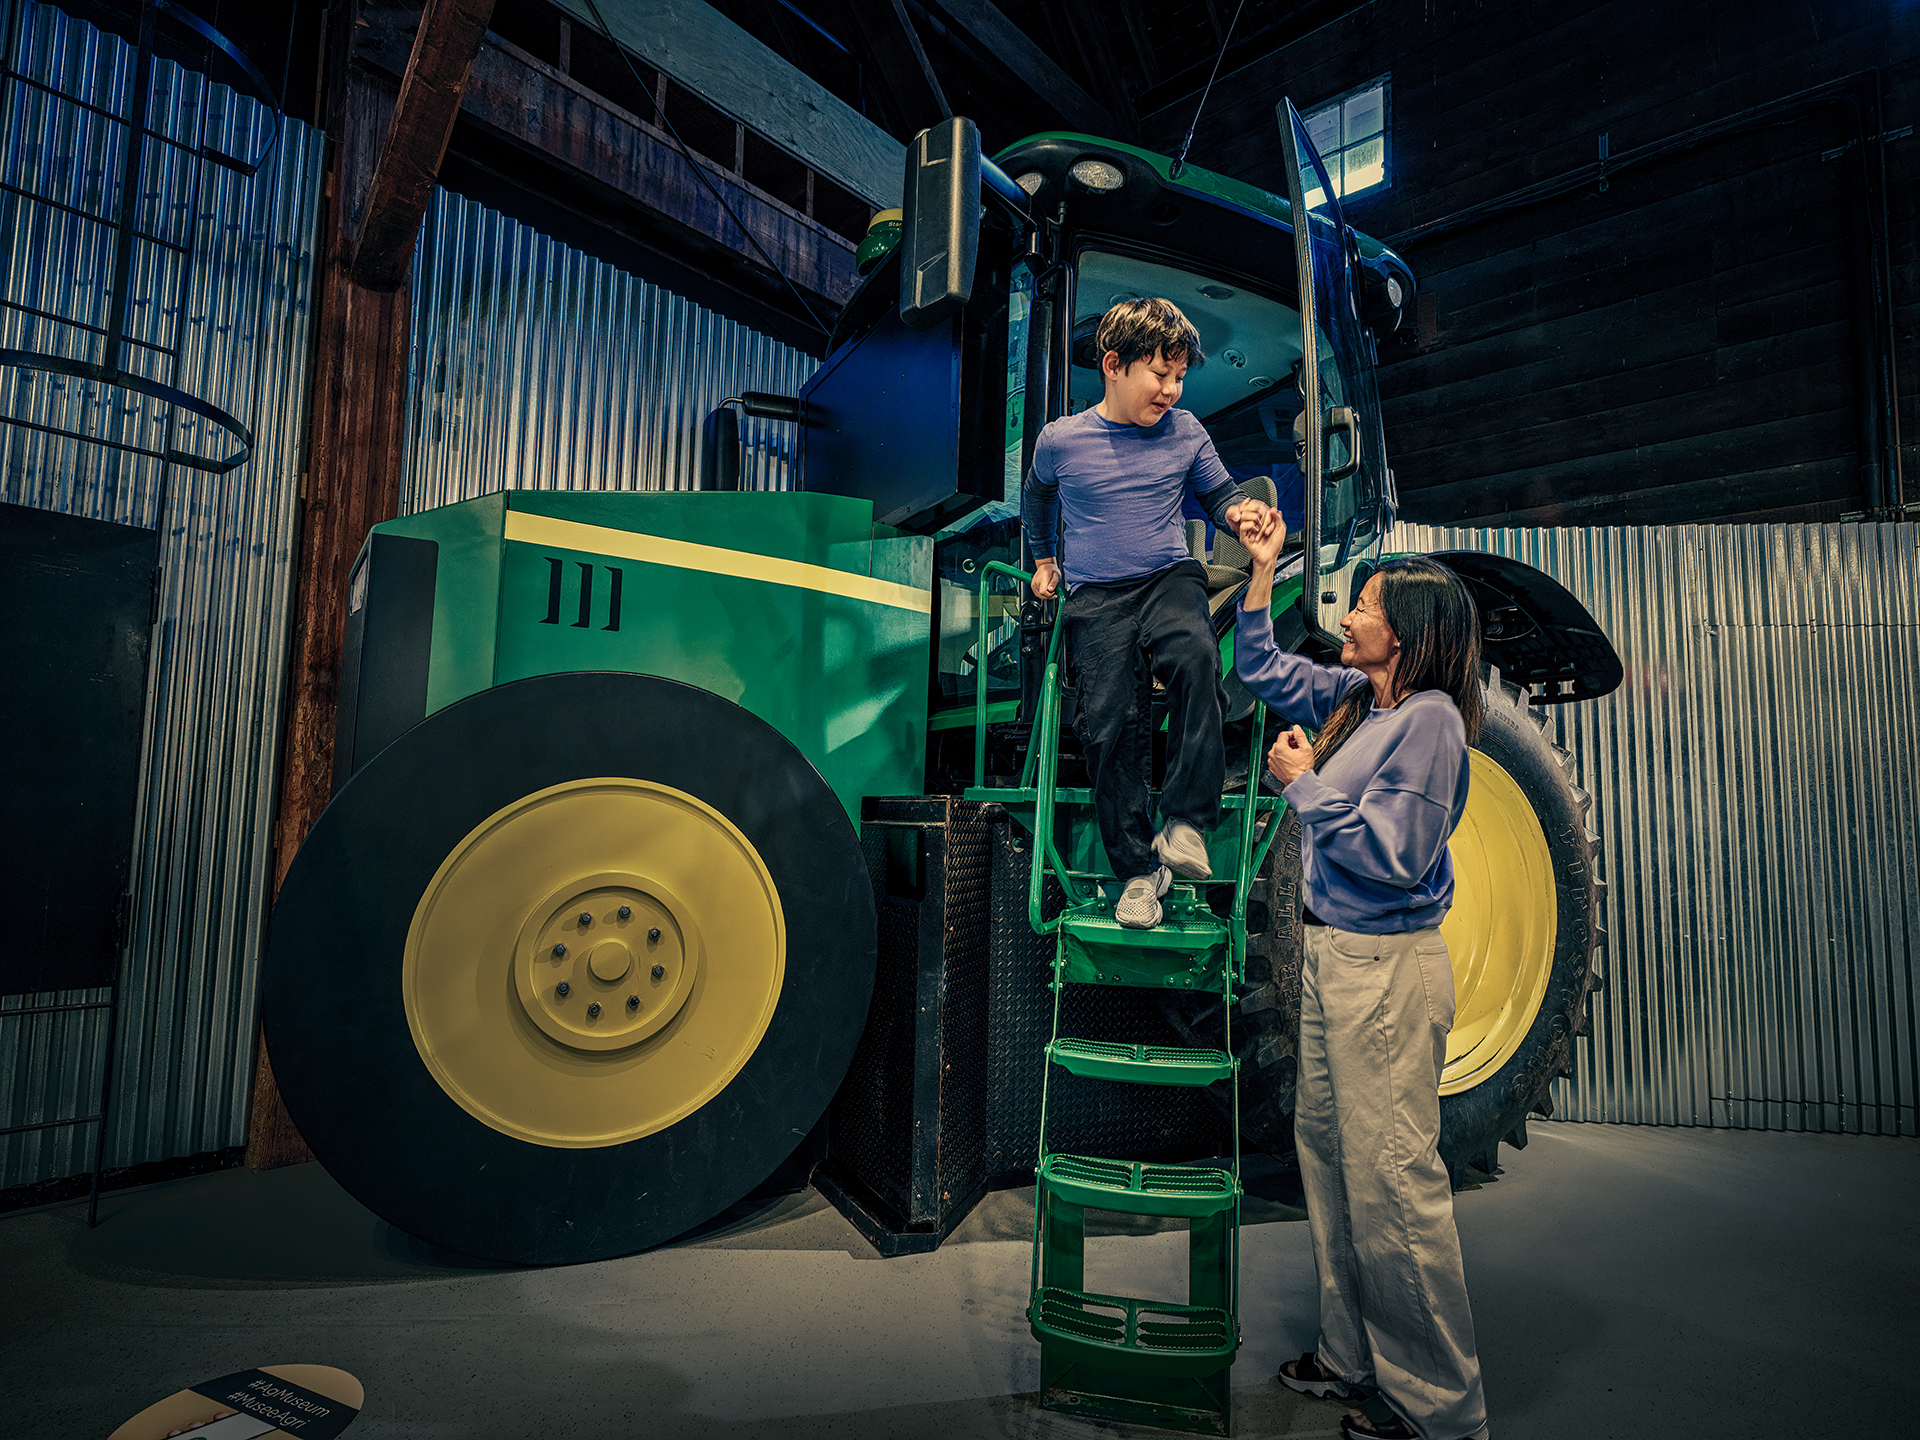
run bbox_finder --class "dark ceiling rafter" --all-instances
[859,0,952,136]
[755,0,809,64]
[915,0,1118,137]
[1116,1,1159,91]
[1046,0,1137,139]
[352,0,499,290]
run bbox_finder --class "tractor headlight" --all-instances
[1069,158,1125,192]
[1386,275,1405,308]
[1014,170,1046,196]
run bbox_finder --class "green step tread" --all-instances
[1048,1037,1233,1086]
[1038,1153,1239,1218]
[1059,905,1227,953]
[1029,1286,1239,1376]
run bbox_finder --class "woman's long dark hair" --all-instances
[1310,556,1484,768]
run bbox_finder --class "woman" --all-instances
[1233,509,1490,1440]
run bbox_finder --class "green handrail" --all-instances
[1229,703,1269,979]
[975,561,1032,791]
[1027,605,1088,924]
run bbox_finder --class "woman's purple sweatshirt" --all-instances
[1234,603,1471,934]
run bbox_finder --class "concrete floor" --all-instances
[2,1122,1914,1439]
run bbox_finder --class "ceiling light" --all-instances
[1069,158,1125,191]
[1200,284,1234,300]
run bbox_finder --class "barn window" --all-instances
[1303,78,1390,201]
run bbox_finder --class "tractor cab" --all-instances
[800,114,1415,790]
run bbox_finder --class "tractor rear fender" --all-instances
[1411,551,1622,705]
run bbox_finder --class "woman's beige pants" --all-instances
[1297,924,1490,1440]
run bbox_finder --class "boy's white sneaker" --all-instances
[1115,866,1172,929]
[1153,821,1212,880]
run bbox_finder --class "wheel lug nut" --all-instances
[651,964,665,980]
[587,1001,601,1018]
[552,942,567,957]
[578,911,593,926]
[556,981,570,998]
[648,928,661,942]
[627,994,640,1009]
[618,905,632,920]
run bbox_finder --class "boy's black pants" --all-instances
[1063,559,1225,882]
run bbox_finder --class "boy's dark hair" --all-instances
[1096,297,1206,370]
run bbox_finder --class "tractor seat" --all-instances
[1188,473,1282,591]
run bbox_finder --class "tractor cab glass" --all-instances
[930,260,1037,715]
[1278,99,1391,642]
[1068,249,1310,546]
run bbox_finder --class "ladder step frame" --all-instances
[1039,1153,1240,1219]
[976,562,1269,1437]
[1047,1037,1234,1086]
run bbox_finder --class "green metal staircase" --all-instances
[965,563,1283,1436]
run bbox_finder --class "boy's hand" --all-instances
[1240,507,1286,567]
[1222,498,1269,533]
[1030,558,1060,599]
[1267,725,1314,788]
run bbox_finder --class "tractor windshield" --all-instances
[1068,248,1314,543]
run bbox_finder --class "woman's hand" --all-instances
[1030,557,1060,599]
[1267,724,1314,788]
[1240,508,1286,569]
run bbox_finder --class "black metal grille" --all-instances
[985,825,1229,1176]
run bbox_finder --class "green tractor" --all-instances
[265,104,1618,1434]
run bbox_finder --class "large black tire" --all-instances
[264,672,876,1264]
[1162,675,1604,1185]
[1432,675,1605,1182]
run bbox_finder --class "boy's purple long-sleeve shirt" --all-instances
[1234,603,1471,934]
[1022,408,1242,588]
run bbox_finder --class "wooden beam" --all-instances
[457,35,860,304]
[1118,0,1160,89]
[253,47,417,1173]
[1053,0,1137,138]
[861,0,950,134]
[918,0,1118,136]
[352,0,498,290]
[546,0,905,208]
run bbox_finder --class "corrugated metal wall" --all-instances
[1403,521,1920,1136]
[0,3,325,1188]
[403,188,818,511]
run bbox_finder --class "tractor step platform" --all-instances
[1029,1285,1239,1375]
[1047,1037,1233,1086]
[1038,1153,1239,1218]
[1056,900,1229,988]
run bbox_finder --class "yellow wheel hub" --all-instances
[1438,750,1558,1095]
[403,778,785,1148]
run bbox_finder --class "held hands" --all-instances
[1267,724,1314,789]
[1221,497,1269,535]
[1030,557,1061,599]
[1237,506,1286,568]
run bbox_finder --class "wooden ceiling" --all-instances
[699,0,1369,153]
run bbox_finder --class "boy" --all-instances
[1023,298,1268,928]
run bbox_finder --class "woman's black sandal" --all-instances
[1276,1351,1361,1400]
[1339,1409,1418,1440]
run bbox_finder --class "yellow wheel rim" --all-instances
[1438,750,1558,1095]
[402,777,785,1148]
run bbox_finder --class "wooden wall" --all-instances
[1143,0,1916,526]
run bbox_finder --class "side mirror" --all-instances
[898,117,981,330]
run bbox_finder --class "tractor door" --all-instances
[1276,98,1392,644]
